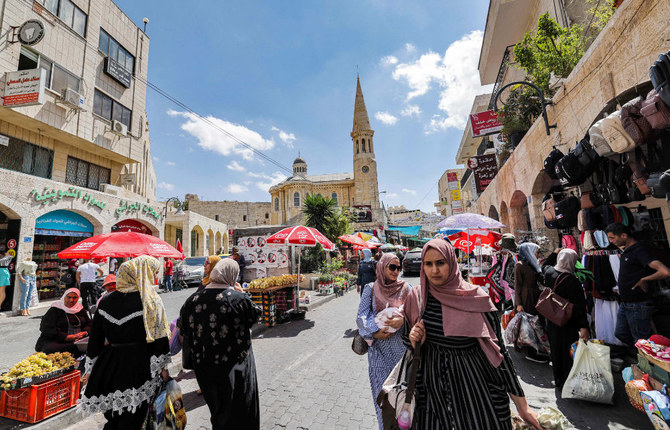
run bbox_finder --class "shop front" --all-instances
[33,210,94,300]
[0,208,20,312]
[112,219,155,235]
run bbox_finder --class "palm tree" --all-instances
[302,194,337,240]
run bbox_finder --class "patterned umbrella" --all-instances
[338,234,371,248]
[266,226,335,250]
[447,230,502,254]
[436,213,506,229]
[57,232,185,259]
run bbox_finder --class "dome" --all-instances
[293,157,306,165]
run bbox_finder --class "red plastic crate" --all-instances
[0,370,80,423]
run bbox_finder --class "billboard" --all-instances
[353,205,372,223]
[4,69,46,107]
[467,154,499,194]
[469,110,503,137]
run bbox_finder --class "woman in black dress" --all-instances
[541,248,590,389]
[357,248,376,295]
[35,288,90,355]
[404,239,542,430]
[179,258,261,430]
[79,256,171,429]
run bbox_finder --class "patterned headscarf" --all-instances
[116,255,170,343]
[209,258,239,287]
[202,255,222,286]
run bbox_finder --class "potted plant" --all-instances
[496,85,543,147]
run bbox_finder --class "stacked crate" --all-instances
[261,292,277,327]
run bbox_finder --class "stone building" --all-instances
[183,194,271,229]
[270,77,384,230]
[467,0,670,247]
[435,168,467,216]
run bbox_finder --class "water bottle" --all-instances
[397,406,411,429]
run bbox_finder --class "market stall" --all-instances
[246,274,304,327]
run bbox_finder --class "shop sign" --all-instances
[452,200,463,214]
[7,239,16,249]
[467,154,499,194]
[451,190,461,201]
[113,219,152,234]
[30,187,106,209]
[4,68,46,107]
[35,210,93,234]
[469,110,503,138]
[17,20,45,46]
[116,200,160,219]
[447,172,458,182]
[236,235,288,269]
[104,57,131,88]
[0,135,9,147]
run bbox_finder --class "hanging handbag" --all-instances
[536,272,575,327]
[544,148,564,180]
[641,89,670,130]
[621,96,653,144]
[352,284,375,355]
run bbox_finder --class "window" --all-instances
[316,194,322,198]
[65,156,110,190]
[293,192,300,207]
[332,193,338,205]
[265,213,269,219]
[215,215,219,221]
[93,90,132,130]
[361,140,366,152]
[37,0,87,37]
[0,134,53,179]
[18,47,81,94]
[243,215,247,222]
[369,141,372,152]
[98,29,135,75]
[274,198,279,211]
[356,142,359,153]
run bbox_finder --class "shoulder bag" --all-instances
[352,284,374,355]
[536,272,574,327]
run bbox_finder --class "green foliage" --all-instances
[513,13,585,93]
[585,0,616,34]
[300,244,325,273]
[321,257,344,274]
[302,195,353,243]
[497,85,543,143]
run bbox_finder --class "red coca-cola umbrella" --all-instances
[447,229,501,254]
[266,226,335,251]
[57,231,185,259]
[338,234,371,248]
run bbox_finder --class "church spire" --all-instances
[352,76,371,133]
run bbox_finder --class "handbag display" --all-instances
[649,52,670,108]
[555,196,580,228]
[536,273,574,327]
[621,96,653,144]
[544,148,564,180]
[641,89,670,130]
[601,110,636,153]
[589,117,615,157]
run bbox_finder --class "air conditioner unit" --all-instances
[61,88,84,110]
[111,120,128,137]
[100,183,122,195]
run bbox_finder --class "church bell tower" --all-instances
[351,77,380,215]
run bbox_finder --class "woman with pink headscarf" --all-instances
[404,239,542,430]
[356,252,412,430]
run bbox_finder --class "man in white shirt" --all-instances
[76,259,103,311]
[109,258,118,274]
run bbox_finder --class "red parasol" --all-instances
[447,229,501,254]
[57,231,185,259]
[266,226,335,251]
[338,234,370,248]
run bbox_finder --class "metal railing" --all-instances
[488,45,515,110]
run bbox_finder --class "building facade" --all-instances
[183,194,272,229]
[270,77,383,229]
[436,168,466,216]
[0,0,162,311]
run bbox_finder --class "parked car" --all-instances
[402,249,422,276]
[176,256,207,287]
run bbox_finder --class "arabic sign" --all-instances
[30,187,107,209]
[104,57,131,88]
[452,200,463,214]
[18,20,45,45]
[113,219,153,235]
[467,154,499,194]
[451,190,461,201]
[469,110,503,138]
[35,210,93,233]
[447,172,458,182]
[116,200,160,220]
[4,68,46,107]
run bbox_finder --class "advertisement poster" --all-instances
[468,154,499,194]
[469,110,503,137]
[236,234,289,272]
[353,205,372,223]
[4,69,46,107]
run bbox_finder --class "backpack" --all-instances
[649,52,670,108]
[544,148,564,180]
[555,196,580,228]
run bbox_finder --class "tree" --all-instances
[302,194,337,240]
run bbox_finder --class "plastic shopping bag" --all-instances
[165,379,187,430]
[512,406,571,430]
[561,340,614,404]
[501,309,515,330]
[512,312,550,355]
[169,319,181,356]
[504,312,523,346]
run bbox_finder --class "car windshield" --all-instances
[405,251,422,259]
[183,257,207,266]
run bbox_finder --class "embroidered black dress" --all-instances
[178,287,261,429]
[79,291,170,422]
[402,293,524,430]
[35,307,91,356]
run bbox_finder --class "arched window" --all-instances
[274,198,279,211]
[369,140,372,152]
[331,193,338,205]
[243,215,247,221]
[356,142,359,153]
[294,192,300,207]
[362,139,366,152]
[316,193,322,199]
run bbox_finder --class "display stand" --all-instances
[246,284,299,327]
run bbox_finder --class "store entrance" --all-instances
[0,209,20,312]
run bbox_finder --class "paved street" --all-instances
[1,277,652,429]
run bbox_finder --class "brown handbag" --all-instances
[536,273,574,327]
[580,193,595,209]
[641,89,670,130]
[621,96,654,144]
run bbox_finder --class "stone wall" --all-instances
[184,195,272,228]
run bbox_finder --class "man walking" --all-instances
[605,223,670,346]
[232,247,246,283]
[164,258,174,292]
[76,259,103,311]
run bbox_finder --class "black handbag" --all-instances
[544,148,564,180]
[181,330,193,370]
[555,196,580,228]
[352,285,375,355]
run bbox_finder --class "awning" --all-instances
[35,210,94,237]
[386,225,422,236]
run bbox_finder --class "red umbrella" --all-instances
[338,234,370,248]
[447,229,501,254]
[175,238,183,254]
[58,231,185,259]
[266,226,335,251]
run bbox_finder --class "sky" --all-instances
[115,0,492,213]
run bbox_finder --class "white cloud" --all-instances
[250,171,288,192]
[391,31,491,131]
[386,192,398,198]
[374,111,398,126]
[166,161,176,166]
[381,55,398,66]
[152,156,160,161]
[167,109,274,160]
[226,183,249,193]
[405,43,416,53]
[402,188,416,195]
[401,105,421,117]
[271,126,296,147]
[157,182,175,191]
[227,161,246,172]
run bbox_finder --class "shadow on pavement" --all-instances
[255,319,315,338]
[342,328,357,338]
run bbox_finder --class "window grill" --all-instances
[65,157,110,190]
[0,135,53,179]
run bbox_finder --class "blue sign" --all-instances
[35,210,93,236]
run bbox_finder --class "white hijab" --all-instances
[208,258,239,288]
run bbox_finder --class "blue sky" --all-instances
[115,0,491,212]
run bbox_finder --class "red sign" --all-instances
[469,110,503,138]
[447,172,458,182]
[7,239,16,249]
[112,220,153,235]
[468,154,499,194]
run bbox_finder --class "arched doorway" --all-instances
[191,225,205,257]
[509,190,532,239]
[0,204,21,311]
[207,229,215,255]
[488,205,499,221]
[500,201,510,234]
[215,231,222,254]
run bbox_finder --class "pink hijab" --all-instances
[51,287,84,314]
[373,253,410,312]
[404,239,503,368]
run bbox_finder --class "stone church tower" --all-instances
[351,77,380,212]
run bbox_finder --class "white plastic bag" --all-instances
[561,339,614,404]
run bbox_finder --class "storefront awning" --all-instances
[35,210,93,237]
[386,225,422,236]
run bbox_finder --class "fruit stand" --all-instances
[246,274,305,327]
[0,353,80,423]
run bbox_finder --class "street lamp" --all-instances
[493,80,556,136]
[163,197,184,219]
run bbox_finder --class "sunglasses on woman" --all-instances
[388,264,402,272]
